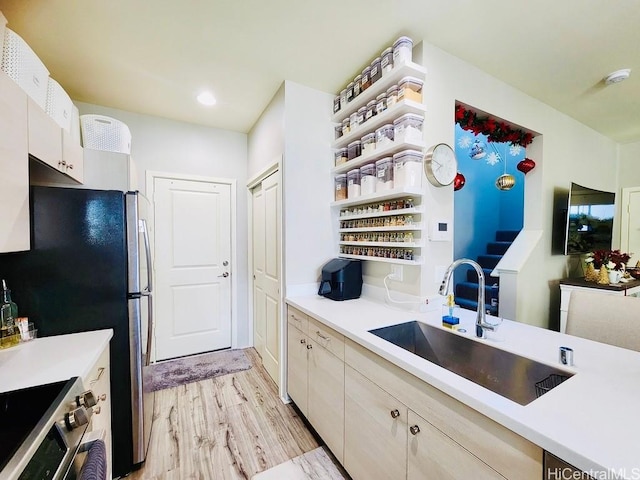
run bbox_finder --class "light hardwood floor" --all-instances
[128,348,320,480]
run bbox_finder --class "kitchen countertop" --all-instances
[287,295,640,478]
[0,329,113,393]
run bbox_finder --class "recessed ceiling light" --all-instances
[197,91,217,106]
[604,69,631,86]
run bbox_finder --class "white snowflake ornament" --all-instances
[458,136,472,149]
[486,152,501,166]
[509,144,522,156]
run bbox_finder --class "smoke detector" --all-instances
[604,69,631,85]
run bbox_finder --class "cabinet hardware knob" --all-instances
[390,409,400,418]
[93,405,102,415]
[306,344,312,350]
[300,339,306,344]
[67,164,73,170]
[98,394,107,402]
[409,425,420,435]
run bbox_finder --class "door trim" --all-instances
[620,186,640,259]
[247,157,285,398]
[146,170,239,349]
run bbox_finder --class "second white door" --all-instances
[154,176,232,361]
[252,170,281,385]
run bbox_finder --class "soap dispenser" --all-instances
[0,279,19,348]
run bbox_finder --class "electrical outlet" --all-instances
[390,265,404,282]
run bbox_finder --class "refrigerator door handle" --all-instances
[140,219,153,293]
[142,291,153,367]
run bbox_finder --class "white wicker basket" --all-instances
[46,77,72,131]
[1,28,49,109]
[70,105,81,145]
[80,114,132,154]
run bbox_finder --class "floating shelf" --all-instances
[331,186,423,208]
[332,139,425,174]
[339,225,423,233]
[338,206,422,220]
[331,62,427,123]
[338,253,423,265]
[339,241,422,248]
[332,100,427,150]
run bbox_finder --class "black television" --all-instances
[554,182,616,255]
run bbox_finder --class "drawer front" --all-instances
[308,316,344,360]
[287,305,309,334]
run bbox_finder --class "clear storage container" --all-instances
[375,158,394,191]
[357,107,367,126]
[370,57,382,84]
[361,133,376,155]
[347,169,361,199]
[375,124,394,148]
[386,84,398,108]
[334,148,348,166]
[393,113,424,144]
[335,174,347,201]
[393,149,423,188]
[361,66,372,91]
[333,95,341,114]
[376,93,387,115]
[354,74,362,98]
[347,140,362,160]
[398,76,423,103]
[360,163,376,195]
[381,47,394,75]
[346,81,355,103]
[393,36,413,64]
[340,89,347,110]
[365,100,376,122]
[342,118,350,136]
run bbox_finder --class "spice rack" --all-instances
[331,54,426,266]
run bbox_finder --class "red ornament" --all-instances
[453,172,466,191]
[517,158,536,174]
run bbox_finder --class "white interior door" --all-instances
[621,187,640,266]
[252,170,281,385]
[154,177,232,360]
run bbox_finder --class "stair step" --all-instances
[466,268,499,285]
[456,297,498,316]
[495,230,519,242]
[477,254,502,270]
[487,241,512,255]
[455,282,499,303]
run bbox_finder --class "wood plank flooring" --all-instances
[128,348,320,480]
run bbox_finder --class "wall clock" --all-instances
[424,143,458,187]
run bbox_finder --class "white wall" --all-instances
[417,43,620,328]
[75,102,252,346]
[247,85,285,178]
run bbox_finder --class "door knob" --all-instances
[218,272,229,278]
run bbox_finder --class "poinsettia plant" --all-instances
[585,249,631,270]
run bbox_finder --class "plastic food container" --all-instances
[386,85,398,108]
[354,74,362,98]
[346,81,355,103]
[350,111,359,131]
[361,133,376,155]
[393,36,413,65]
[375,124,394,148]
[334,148,348,166]
[393,149,423,188]
[375,158,394,191]
[393,113,424,144]
[398,76,424,103]
[342,118,350,136]
[376,93,387,115]
[335,124,343,140]
[357,107,367,126]
[333,95,341,114]
[335,174,347,201]
[347,140,362,160]
[347,169,361,199]
[370,57,382,84]
[361,66,372,91]
[340,89,347,110]
[381,47,394,75]
[360,164,376,195]
[365,100,377,122]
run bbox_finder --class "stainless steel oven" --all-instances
[0,377,106,480]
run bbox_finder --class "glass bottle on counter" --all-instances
[0,279,19,348]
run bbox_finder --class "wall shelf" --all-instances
[339,241,422,248]
[339,206,422,220]
[338,253,422,265]
[339,225,423,233]
[331,187,423,208]
[332,139,425,174]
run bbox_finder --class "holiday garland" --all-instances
[455,105,534,148]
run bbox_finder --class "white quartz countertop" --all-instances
[0,329,113,393]
[287,295,640,478]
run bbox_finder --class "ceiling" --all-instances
[1,0,639,143]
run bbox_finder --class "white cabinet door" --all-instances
[0,71,29,252]
[27,97,62,169]
[344,365,407,480]
[407,410,504,480]
[286,322,309,416]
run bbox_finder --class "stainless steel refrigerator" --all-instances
[0,186,155,478]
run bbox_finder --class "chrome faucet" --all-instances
[439,258,495,338]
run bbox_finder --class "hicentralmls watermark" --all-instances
[547,467,640,480]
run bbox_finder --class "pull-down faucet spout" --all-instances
[439,258,495,338]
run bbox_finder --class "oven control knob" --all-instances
[64,406,92,431]
[75,390,97,408]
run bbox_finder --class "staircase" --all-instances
[455,230,519,316]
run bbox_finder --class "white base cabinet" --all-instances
[286,306,344,463]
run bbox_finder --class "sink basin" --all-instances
[369,321,573,405]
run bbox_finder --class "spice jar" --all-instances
[365,100,377,122]
[393,36,413,64]
[361,66,372,91]
[334,148,348,166]
[375,124,394,148]
[375,158,394,191]
[354,74,362,98]
[376,93,387,115]
[381,47,394,75]
[386,85,398,108]
[347,169,361,199]
[370,57,382,84]
[347,140,362,160]
[334,174,347,201]
[360,163,376,196]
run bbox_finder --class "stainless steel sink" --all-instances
[369,321,574,405]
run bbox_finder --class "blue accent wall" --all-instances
[454,124,525,263]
